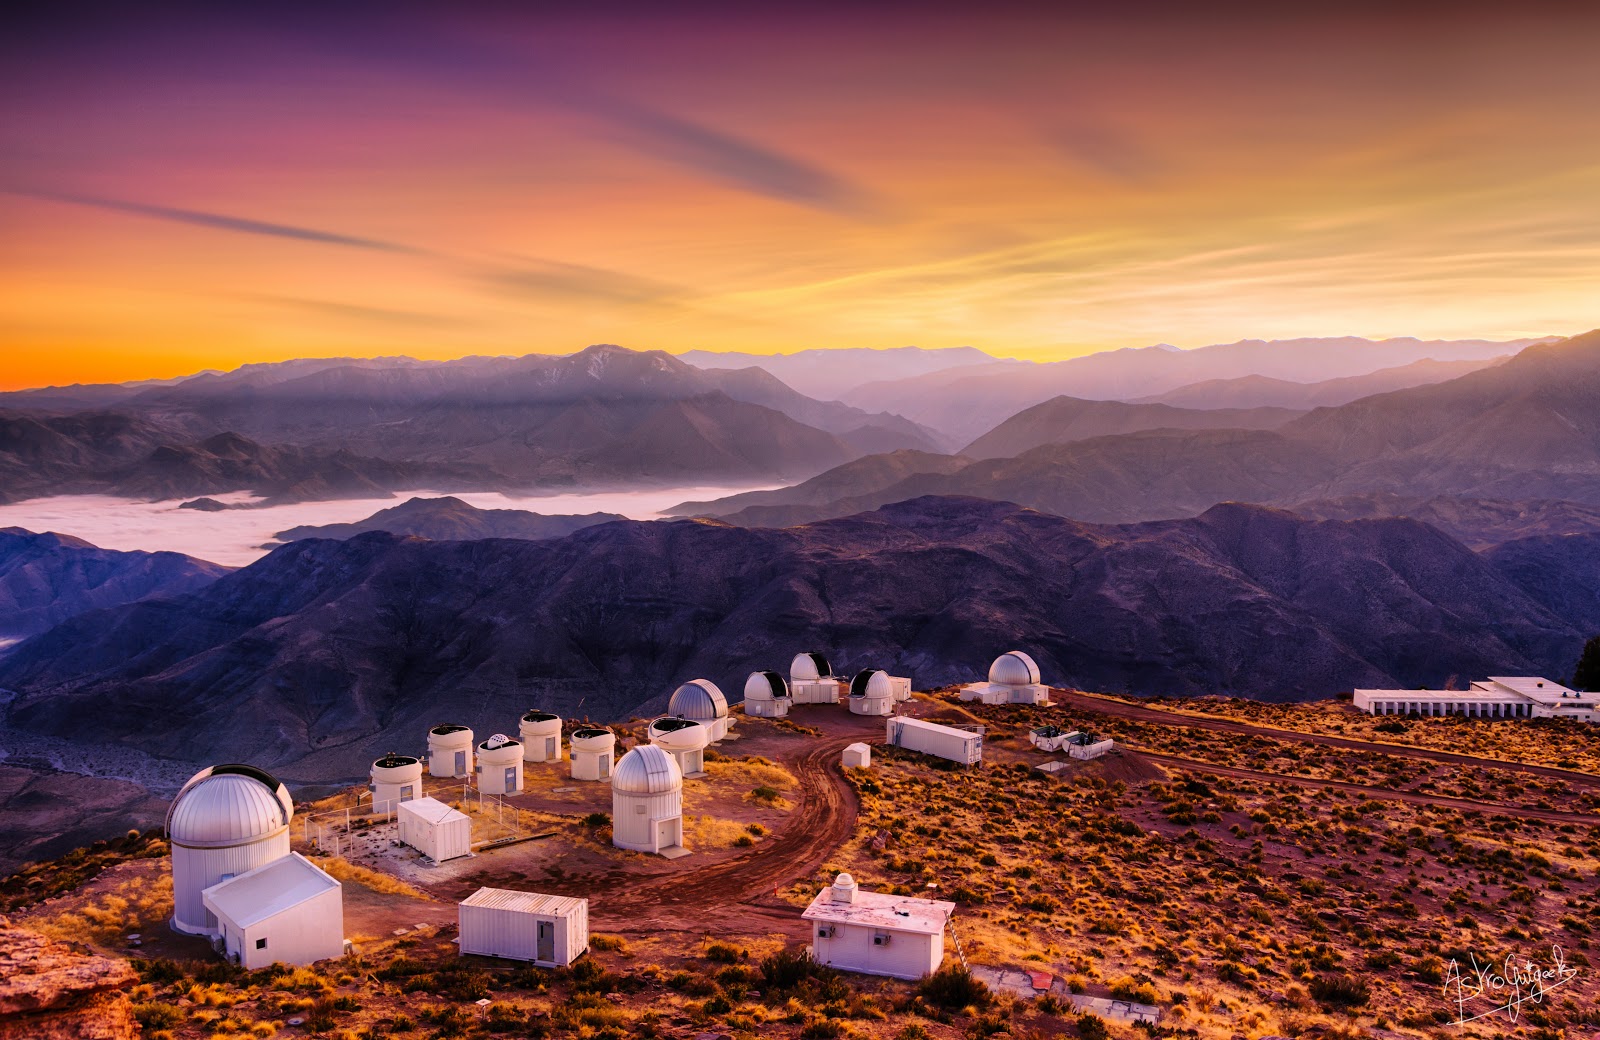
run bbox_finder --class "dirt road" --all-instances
[1056,691,1600,789]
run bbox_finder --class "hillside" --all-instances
[269,496,625,544]
[960,396,1300,459]
[1136,355,1503,410]
[0,528,228,640]
[1287,493,1600,550]
[0,497,1586,778]
[678,344,998,399]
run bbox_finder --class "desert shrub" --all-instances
[733,835,755,847]
[705,941,744,963]
[761,945,836,992]
[305,997,340,1031]
[751,785,782,804]
[1309,973,1370,1008]
[1109,975,1158,1004]
[917,965,991,1010]
[1078,1013,1108,1040]
[590,933,628,952]
[583,812,611,827]
[132,1003,184,1030]
[800,1019,844,1039]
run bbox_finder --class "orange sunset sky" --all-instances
[3,3,1599,390]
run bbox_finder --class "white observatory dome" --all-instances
[613,744,683,794]
[744,670,787,701]
[849,669,895,700]
[668,679,728,721]
[790,652,832,681]
[167,765,293,847]
[988,651,1041,687]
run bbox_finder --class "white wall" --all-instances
[612,788,683,853]
[399,806,472,862]
[171,835,291,936]
[459,902,588,966]
[886,717,982,765]
[214,883,344,970]
[812,923,943,980]
[571,749,613,781]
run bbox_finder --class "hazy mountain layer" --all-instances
[1287,494,1600,551]
[0,528,228,639]
[1134,356,1504,410]
[0,497,1585,779]
[269,496,625,544]
[959,396,1301,459]
[677,345,997,399]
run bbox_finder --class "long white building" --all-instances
[1354,676,1595,722]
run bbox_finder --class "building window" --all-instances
[255,938,268,950]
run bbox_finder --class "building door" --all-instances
[546,736,558,759]
[454,750,466,775]
[505,766,517,791]
[598,753,610,779]
[537,920,555,963]
[399,784,413,802]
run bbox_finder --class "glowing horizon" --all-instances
[4,5,1598,391]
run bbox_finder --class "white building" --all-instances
[960,651,1051,705]
[427,724,474,778]
[668,679,732,741]
[476,734,524,794]
[804,873,955,980]
[648,716,709,776]
[1354,677,1596,722]
[166,764,295,937]
[886,716,983,766]
[569,728,616,781]
[611,744,685,855]
[848,669,902,715]
[369,753,423,815]
[397,796,472,863]
[458,887,589,966]
[743,670,792,718]
[203,852,344,969]
[1066,733,1115,760]
[519,711,563,763]
[790,652,843,704]
[841,743,872,769]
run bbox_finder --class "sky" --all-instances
[3,3,1599,390]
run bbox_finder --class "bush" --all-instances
[705,941,744,963]
[1078,1013,1108,1040]
[1309,973,1371,1008]
[132,1003,184,1030]
[761,945,836,992]
[917,965,992,1010]
[583,812,611,827]
[800,1020,844,1039]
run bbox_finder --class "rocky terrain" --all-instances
[0,528,227,640]
[267,495,626,545]
[0,496,1592,782]
[1287,492,1600,550]
[0,921,137,1039]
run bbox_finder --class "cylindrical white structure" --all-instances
[743,670,791,718]
[790,652,842,704]
[370,752,424,813]
[611,745,684,855]
[668,679,731,741]
[569,727,616,781]
[427,724,474,778]
[477,734,524,795]
[166,764,294,936]
[519,711,564,763]
[790,652,833,681]
[848,669,895,715]
[648,716,709,776]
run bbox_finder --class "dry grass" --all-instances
[316,856,427,900]
[31,869,173,946]
[683,814,762,849]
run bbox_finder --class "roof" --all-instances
[202,852,339,928]
[802,887,955,935]
[460,886,587,917]
[373,753,419,769]
[430,724,470,735]
[745,670,788,701]
[989,651,1041,686]
[613,744,682,794]
[1485,676,1579,704]
[890,716,979,741]
[167,767,293,847]
[791,652,833,680]
[844,742,871,753]
[669,679,728,720]
[478,733,520,750]
[521,710,560,723]
[398,796,469,826]
[850,669,893,699]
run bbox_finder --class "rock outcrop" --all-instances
[0,923,137,1040]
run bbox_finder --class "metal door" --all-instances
[399,784,413,802]
[598,753,610,778]
[537,920,555,963]
[505,766,517,791]
[546,736,557,759]
[454,750,466,775]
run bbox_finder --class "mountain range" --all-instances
[0,496,1591,781]
[676,345,997,400]
[267,496,625,545]
[1131,356,1505,411]
[680,331,1600,526]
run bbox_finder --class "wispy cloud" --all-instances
[13,188,426,253]
[249,295,481,329]
[482,258,689,308]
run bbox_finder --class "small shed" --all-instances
[398,796,472,863]
[459,887,589,966]
[803,873,954,980]
[569,728,616,781]
[203,852,344,969]
[1066,733,1115,760]
[790,652,842,704]
[519,711,563,763]
[841,743,872,769]
[886,716,982,766]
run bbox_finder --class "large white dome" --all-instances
[849,669,895,699]
[166,765,293,848]
[790,652,832,681]
[989,651,1041,687]
[668,679,728,721]
[744,670,787,701]
[613,744,683,794]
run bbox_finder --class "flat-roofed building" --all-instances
[1354,677,1595,722]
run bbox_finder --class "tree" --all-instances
[1574,635,1600,692]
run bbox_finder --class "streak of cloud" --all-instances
[482,257,690,308]
[249,295,482,329]
[12,188,427,254]
[1052,123,1166,183]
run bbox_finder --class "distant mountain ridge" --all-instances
[1134,356,1506,410]
[676,345,998,399]
[268,496,625,544]
[959,396,1301,459]
[0,496,1587,777]
[0,528,228,639]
